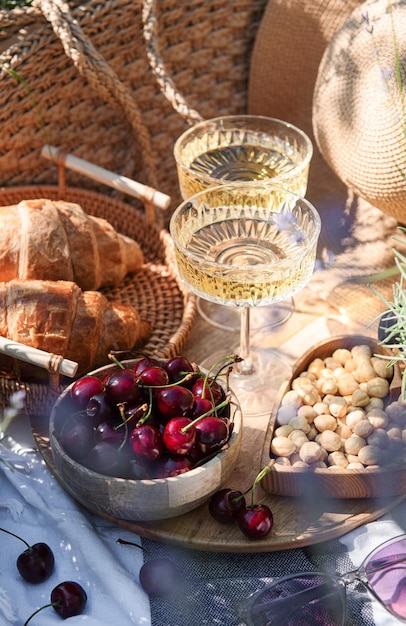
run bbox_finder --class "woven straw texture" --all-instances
[0,0,267,212]
[0,183,196,415]
[313,0,406,222]
[248,0,361,213]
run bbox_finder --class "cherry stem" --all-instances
[116,537,147,555]
[116,404,130,450]
[207,354,242,380]
[249,464,274,509]
[108,354,126,369]
[0,527,31,551]
[117,537,142,548]
[202,354,242,400]
[116,402,150,430]
[137,371,196,390]
[228,464,275,505]
[23,602,61,626]
[181,394,231,432]
[204,354,236,389]
[135,389,154,427]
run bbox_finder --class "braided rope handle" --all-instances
[0,5,42,40]
[35,0,159,191]
[142,0,204,126]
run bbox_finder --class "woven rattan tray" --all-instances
[0,184,196,416]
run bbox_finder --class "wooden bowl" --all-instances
[49,360,243,522]
[261,335,406,499]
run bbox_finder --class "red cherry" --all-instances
[70,376,104,410]
[18,542,55,584]
[155,386,195,421]
[162,417,196,455]
[186,444,205,465]
[51,581,87,619]
[124,402,150,428]
[195,415,229,455]
[165,356,196,385]
[23,581,87,624]
[133,356,159,377]
[192,377,224,405]
[104,368,141,405]
[208,488,246,524]
[237,504,273,539]
[86,441,124,476]
[60,417,95,461]
[86,392,117,425]
[154,454,193,478]
[95,421,125,446]
[130,424,163,462]
[138,366,169,389]
[0,528,54,585]
[189,397,214,419]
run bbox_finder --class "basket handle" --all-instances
[41,145,171,219]
[142,0,204,126]
[35,0,160,194]
[0,337,78,379]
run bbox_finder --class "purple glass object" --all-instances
[239,535,406,625]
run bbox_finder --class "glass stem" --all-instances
[238,307,254,375]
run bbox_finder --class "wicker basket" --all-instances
[0,0,267,213]
[0,166,196,416]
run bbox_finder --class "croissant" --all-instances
[0,279,150,377]
[0,198,143,290]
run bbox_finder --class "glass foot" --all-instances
[200,348,292,418]
[197,298,293,332]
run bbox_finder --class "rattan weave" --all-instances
[0,0,267,212]
[0,183,196,415]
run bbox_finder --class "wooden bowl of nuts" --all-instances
[261,335,406,499]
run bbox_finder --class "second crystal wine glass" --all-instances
[173,115,313,331]
[170,183,321,417]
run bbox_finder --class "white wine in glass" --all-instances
[170,183,321,417]
[173,115,313,331]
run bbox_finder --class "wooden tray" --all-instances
[31,410,405,553]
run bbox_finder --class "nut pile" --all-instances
[271,343,406,470]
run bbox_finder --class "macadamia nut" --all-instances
[271,436,296,457]
[299,441,322,464]
[270,341,403,472]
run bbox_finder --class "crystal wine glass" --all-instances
[170,183,321,417]
[173,115,313,331]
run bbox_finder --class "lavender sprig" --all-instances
[370,228,406,399]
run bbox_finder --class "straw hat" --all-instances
[248,0,366,253]
[248,0,400,326]
[313,0,406,222]
[248,0,361,224]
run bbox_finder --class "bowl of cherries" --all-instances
[49,354,243,522]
